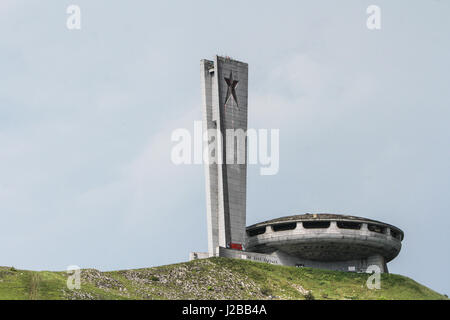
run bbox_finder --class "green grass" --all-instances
[0,258,446,300]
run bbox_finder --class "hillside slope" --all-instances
[0,257,446,300]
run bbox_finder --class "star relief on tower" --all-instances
[224,71,239,108]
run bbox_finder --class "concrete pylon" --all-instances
[200,56,248,256]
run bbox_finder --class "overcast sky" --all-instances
[1,0,449,295]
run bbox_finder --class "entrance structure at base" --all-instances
[191,56,404,273]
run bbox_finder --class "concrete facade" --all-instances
[201,56,248,256]
[218,247,388,273]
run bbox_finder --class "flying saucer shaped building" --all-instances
[245,214,403,272]
[190,56,404,273]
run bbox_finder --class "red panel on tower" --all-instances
[230,243,243,250]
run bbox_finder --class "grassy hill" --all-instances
[0,257,446,300]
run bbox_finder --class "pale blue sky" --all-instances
[0,1,449,294]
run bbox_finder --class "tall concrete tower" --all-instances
[200,56,248,256]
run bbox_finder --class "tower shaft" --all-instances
[201,56,248,256]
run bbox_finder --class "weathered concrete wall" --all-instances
[201,56,248,255]
[216,247,388,273]
[189,252,210,261]
[200,59,219,256]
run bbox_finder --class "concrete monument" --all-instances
[191,56,403,273]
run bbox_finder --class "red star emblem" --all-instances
[224,71,239,108]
